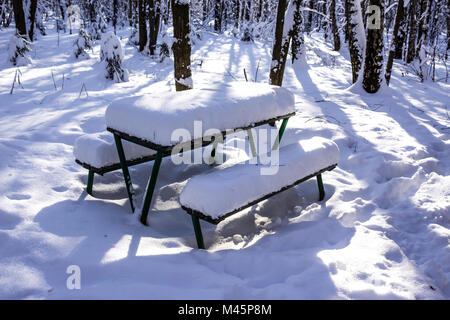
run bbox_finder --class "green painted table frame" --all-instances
[106,113,297,227]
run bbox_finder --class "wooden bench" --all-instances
[104,82,296,224]
[179,137,339,249]
[73,131,156,196]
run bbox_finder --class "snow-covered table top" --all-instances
[105,82,295,147]
[180,137,340,222]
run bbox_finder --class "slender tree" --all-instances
[406,0,418,62]
[330,0,341,51]
[269,0,290,87]
[394,0,406,59]
[171,0,193,91]
[290,0,305,64]
[346,0,366,83]
[362,0,385,93]
[28,0,38,40]
[138,0,147,51]
[214,0,222,32]
[385,0,404,85]
[12,0,27,37]
[148,0,161,55]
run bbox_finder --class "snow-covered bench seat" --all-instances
[179,137,340,249]
[74,132,156,195]
[104,82,296,223]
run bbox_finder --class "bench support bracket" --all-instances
[86,170,94,196]
[114,134,136,213]
[272,118,289,150]
[140,150,164,225]
[191,215,205,249]
[317,174,325,201]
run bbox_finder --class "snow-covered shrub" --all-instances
[8,33,31,66]
[159,30,172,62]
[127,28,139,46]
[100,32,129,82]
[73,29,92,59]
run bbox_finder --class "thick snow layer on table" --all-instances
[73,131,155,168]
[105,81,295,146]
[180,137,339,219]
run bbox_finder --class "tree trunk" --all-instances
[362,0,385,93]
[214,0,222,32]
[394,0,406,59]
[113,0,118,34]
[12,0,27,37]
[385,0,404,85]
[347,0,366,83]
[129,0,133,26]
[269,0,289,87]
[171,0,193,91]
[447,0,450,59]
[290,0,304,64]
[28,0,38,40]
[234,0,240,29]
[406,0,418,63]
[138,0,147,51]
[330,0,340,51]
[241,0,252,41]
[148,0,161,55]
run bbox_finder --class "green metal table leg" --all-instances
[317,174,325,201]
[191,215,205,249]
[209,140,220,165]
[86,169,94,196]
[113,134,135,213]
[140,150,163,225]
[272,118,289,150]
[247,128,257,157]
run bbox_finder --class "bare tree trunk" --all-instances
[234,0,239,29]
[129,0,133,26]
[347,0,366,83]
[12,0,27,37]
[113,0,118,34]
[241,0,252,41]
[394,0,406,59]
[385,0,404,85]
[330,0,340,51]
[171,0,193,91]
[139,0,147,51]
[269,0,289,87]
[148,0,161,55]
[406,0,418,63]
[214,0,222,32]
[363,0,385,93]
[28,0,38,40]
[290,0,304,64]
[447,0,450,59]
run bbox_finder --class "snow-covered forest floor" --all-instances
[0,24,449,299]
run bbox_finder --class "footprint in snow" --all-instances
[6,193,31,200]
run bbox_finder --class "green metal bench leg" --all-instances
[272,118,289,151]
[191,215,205,249]
[86,169,94,196]
[113,134,135,213]
[140,150,163,225]
[247,128,257,157]
[317,173,325,201]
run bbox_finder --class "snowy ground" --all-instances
[0,24,449,299]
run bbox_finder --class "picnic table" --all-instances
[74,81,339,249]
